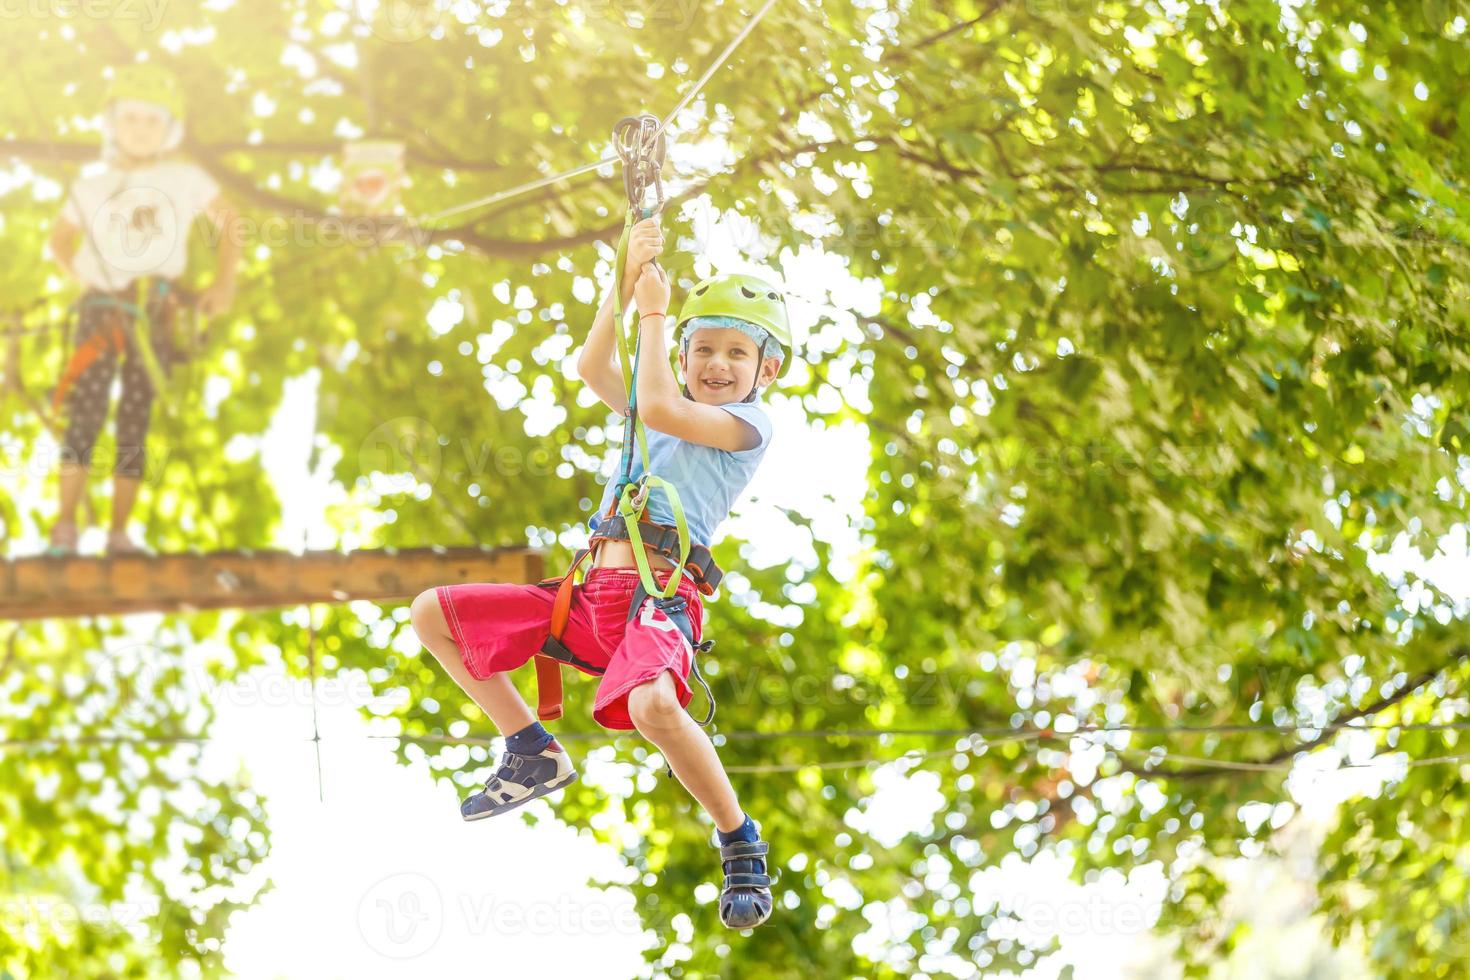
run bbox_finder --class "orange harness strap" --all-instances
[534,545,597,721]
[533,656,565,721]
[52,312,126,412]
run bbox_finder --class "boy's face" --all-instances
[679,327,780,404]
[111,101,172,159]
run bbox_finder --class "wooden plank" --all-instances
[0,546,546,621]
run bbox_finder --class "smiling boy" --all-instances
[410,218,786,929]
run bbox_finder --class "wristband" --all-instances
[639,311,666,320]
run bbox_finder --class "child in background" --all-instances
[46,63,240,556]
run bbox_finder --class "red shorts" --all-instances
[435,566,705,731]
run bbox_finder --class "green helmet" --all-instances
[105,64,184,120]
[675,274,792,377]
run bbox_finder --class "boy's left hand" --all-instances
[633,262,670,317]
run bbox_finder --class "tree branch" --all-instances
[1122,646,1470,781]
[907,1,1007,52]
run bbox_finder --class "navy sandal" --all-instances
[717,838,774,929]
[461,742,577,821]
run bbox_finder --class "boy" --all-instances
[410,218,786,929]
[46,63,240,556]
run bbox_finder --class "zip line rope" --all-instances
[6,718,1470,773]
[414,0,780,227]
[648,0,779,143]
[415,155,616,226]
[3,731,1468,778]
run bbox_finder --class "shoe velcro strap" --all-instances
[722,873,771,888]
[719,840,769,860]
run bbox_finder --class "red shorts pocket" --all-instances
[589,571,704,731]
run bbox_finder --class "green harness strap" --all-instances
[619,475,692,599]
[609,206,693,601]
[611,209,653,480]
[81,279,170,399]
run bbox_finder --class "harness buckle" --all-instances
[628,483,650,513]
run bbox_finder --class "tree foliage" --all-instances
[2,0,1468,976]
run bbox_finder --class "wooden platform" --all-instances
[0,546,545,620]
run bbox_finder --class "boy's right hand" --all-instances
[623,218,664,290]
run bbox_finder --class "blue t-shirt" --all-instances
[589,401,773,549]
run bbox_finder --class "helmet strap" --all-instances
[740,336,770,402]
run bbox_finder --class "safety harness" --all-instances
[51,279,174,411]
[51,278,189,413]
[530,115,721,727]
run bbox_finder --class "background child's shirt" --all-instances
[589,400,773,549]
[59,160,220,291]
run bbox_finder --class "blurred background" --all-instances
[2,0,1468,977]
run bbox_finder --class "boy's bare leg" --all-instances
[409,590,537,736]
[628,672,745,832]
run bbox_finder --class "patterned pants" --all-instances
[57,284,177,479]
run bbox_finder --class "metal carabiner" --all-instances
[629,479,651,514]
[640,160,665,217]
[612,113,667,215]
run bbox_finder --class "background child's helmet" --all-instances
[102,64,185,157]
[675,274,792,379]
[105,63,185,120]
